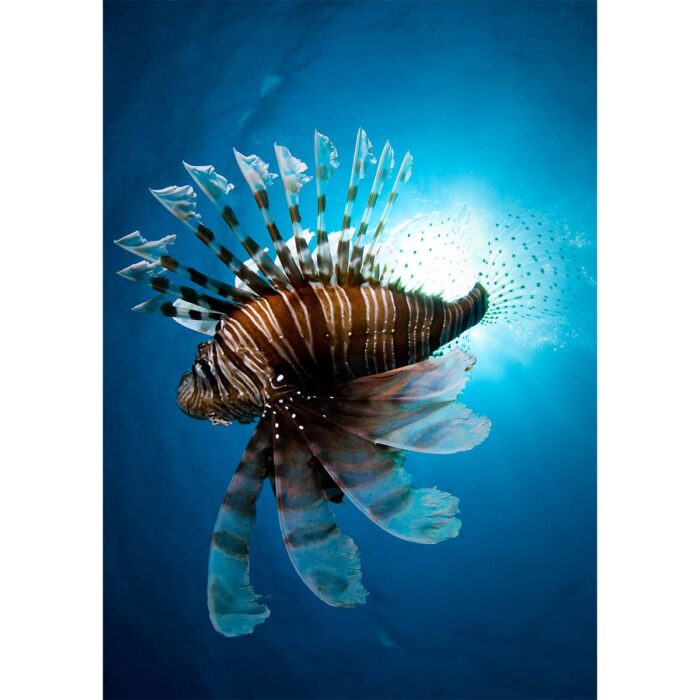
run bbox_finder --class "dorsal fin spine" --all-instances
[361,151,414,281]
[273,144,318,282]
[132,295,226,321]
[335,128,375,281]
[344,140,395,285]
[314,131,338,284]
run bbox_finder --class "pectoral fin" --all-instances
[270,411,367,607]
[207,423,271,637]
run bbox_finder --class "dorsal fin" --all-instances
[233,150,305,287]
[344,140,395,285]
[182,163,291,291]
[361,151,413,282]
[313,131,339,284]
[335,128,375,281]
[273,144,318,281]
[149,185,272,296]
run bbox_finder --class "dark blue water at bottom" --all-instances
[104,2,596,698]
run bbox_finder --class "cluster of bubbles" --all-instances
[373,205,595,354]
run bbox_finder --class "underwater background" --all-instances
[104,1,596,698]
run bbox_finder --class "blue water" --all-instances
[104,2,596,698]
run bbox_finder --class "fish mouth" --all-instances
[176,370,204,419]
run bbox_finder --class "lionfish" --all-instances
[115,129,496,637]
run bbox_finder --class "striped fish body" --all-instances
[202,282,488,419]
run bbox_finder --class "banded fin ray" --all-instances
[131,294,226,321]
[183,163,291,291]
[171,299,219,335]
[345,140,395,285]
[335,128,375,281]
[274,144,318,281]
[271,410,367,607]
[208,423,271,637]
[362,151,414,281]
[314,130,339,284]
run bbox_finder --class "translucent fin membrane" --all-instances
[271,411,367,607]
[171,300,219,335]
[295,403,461,544]
[306,349,490,454]
[477,212,591,326]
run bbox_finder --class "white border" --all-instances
[599,0,700,698]
[2,0,700,698]
[1,0,102,698]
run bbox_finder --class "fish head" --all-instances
[177,340,265,425]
